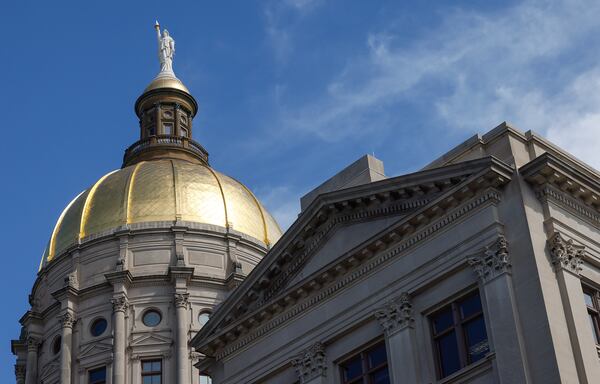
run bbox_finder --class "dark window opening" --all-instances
[142,359,162,384]
[340,340,390,384]
[583,285,600,345]
[89,366,106,384]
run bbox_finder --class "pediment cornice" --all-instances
[192,157,513,356]
[521,153,600,215]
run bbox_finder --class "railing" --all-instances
[123,135,209,165]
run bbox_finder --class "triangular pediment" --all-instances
[192,156,513,356]
[131,332,172,347]
[79,340,113,359]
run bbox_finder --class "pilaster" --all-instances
[291,342,327,384]
[467,235,530,383]
[374,293,420,383]
[24,336,40,384]
[60,311,76,384]
[548,232,600,383]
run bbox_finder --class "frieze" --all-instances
[291,342,327,383]
[549,232,584,274]
[210,188,502,359]
[467,235,510,283]
[375,292,413,334]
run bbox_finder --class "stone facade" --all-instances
[192,123,600,384]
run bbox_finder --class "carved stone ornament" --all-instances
[27,337,40,352]
[60,311,76,329]
[291,342,327,383]
[375,292,413,335]
[549,232,584,274]
[174,292,190,309]
[14,364,26,380]
[111,296,129,313]
[64,272,78,288]
[468,235,511,283]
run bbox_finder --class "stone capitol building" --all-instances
[11,25,600,384]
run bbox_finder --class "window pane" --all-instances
[152,375,162,384]
[463,316,489,363]
[368,343,387,368]
[143,377,152,384]
[342,356,363,380]
[459,292,482,319]
[142,362,152,372]
[370,367,390,384]
[432,307,454,334]
[152,361,161,371]
[437,331,461,377]
[584,292,594,308]
[200,375,212,384]
[588,313,600,344]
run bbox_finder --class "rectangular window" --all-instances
[339,340,390,384]
[89,366,106,384]
[163,123,173,135]
[180,127,188,138]
[430,290,489,379]
[141,359,162,384]
[199,375,212,384]
[583,285,600,344]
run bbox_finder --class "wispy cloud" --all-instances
[256,185,301,230]
[273,0,600,167]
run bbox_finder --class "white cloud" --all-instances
[275,0,600,167]
[256,185,301,230]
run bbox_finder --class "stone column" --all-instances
[111,295,129,384]
[467,235,529,384]
[548,233,600,384]
[375,293,420,384]
[24,337,40,384]
[60,312,76,384]
[291,342,327,384]
[15,364,26,384]
[175,292,191,384]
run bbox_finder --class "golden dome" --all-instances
[144,74,190,93]
[42,159,282,265]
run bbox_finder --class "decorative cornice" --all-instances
[60,311,76,329]
[209,188,502,359]
[537,185,600,228]
[549,232,584,274]
[111,295,130,313]
[375,292,413,335]
[174,292,190,309]
[291,342,327,383]
[468,235,510,283]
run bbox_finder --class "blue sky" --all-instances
[2,0,600,379]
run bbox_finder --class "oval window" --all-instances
[52,336,61,355]
[142,309,162,327]
[198,312,210,328]
[90,318,108,337]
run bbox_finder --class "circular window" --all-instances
[198,312,210,328]
[142,309,162,327]
[52,336,61,355]
[90,318,108,337]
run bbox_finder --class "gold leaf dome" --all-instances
[42,159,282,265]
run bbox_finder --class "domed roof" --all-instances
[42,159,282,266]
[144,73,190,93]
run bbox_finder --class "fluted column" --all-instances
[468,235,529,384]
[60,312,76,384]
[15,364,25,384]
[548,233,600,383]
[291,342,327,384]
[111,295,129,384]
[24,337,40,384]
[175,292,190,384]
[375,293,420,384]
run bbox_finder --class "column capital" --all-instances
[111,295,129,313]
[60,311,76,329]
[549,232,584,275]
[375,292,413,335]
[291,341,327,384]
[174,292,190,309]
[468,235,511,283]
[26,337,40,352]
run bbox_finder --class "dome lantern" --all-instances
[124,22,207,167]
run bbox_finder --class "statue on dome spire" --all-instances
[155,20,175,73]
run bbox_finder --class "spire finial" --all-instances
[155,21,175,75]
